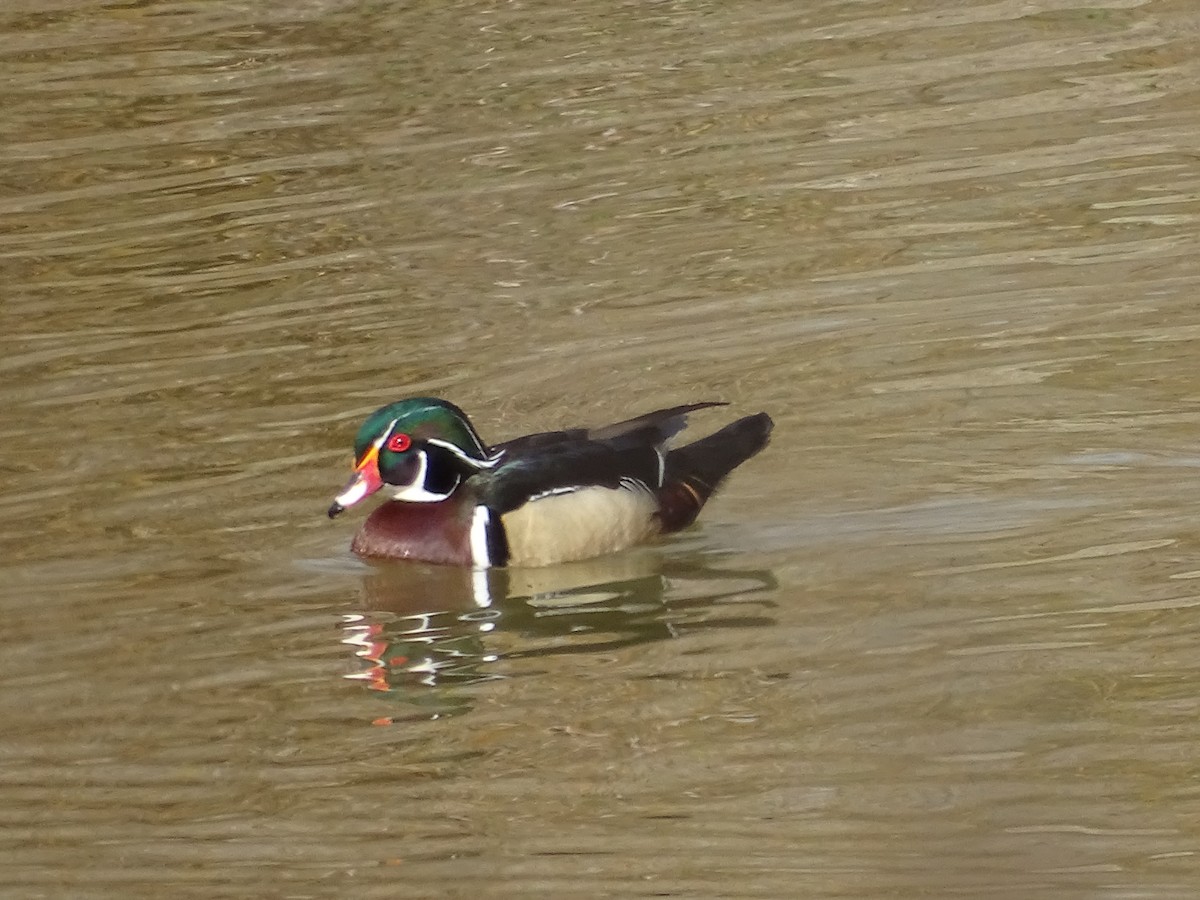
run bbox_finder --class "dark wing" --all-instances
[586,402,726,443]
[480,434,664,515]
[657,412,774,532]
[481,403,727,515]
[490,427,588,457]
[489,402,725,457]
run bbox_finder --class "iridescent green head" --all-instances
[329,397,494,517]
[351,397,487,461]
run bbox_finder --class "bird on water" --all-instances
[329,398,773,568]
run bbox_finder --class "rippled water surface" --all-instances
[5,0,1200,896]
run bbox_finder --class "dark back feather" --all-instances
[481,403,727,515]
[585,402,726,443]
[657,412,774,532]
[481,437,662,514]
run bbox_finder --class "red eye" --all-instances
[385,432,412,453]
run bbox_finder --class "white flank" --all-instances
[502,485,659,567]
[469,505,494,568]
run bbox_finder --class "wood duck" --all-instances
[328,398,773,568]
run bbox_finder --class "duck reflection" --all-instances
[341,549,776,720]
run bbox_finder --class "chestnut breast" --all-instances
[351,501,474,566]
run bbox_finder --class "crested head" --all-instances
[329,397,495,518]
[353,397,488,461]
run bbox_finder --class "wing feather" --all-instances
[480,403,726,515]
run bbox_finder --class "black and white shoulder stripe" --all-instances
[469,505,509,568]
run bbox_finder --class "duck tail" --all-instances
[656,412,774,533]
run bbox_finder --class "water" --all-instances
[4,0,1200,896]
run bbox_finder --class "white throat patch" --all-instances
[386,450,459,503]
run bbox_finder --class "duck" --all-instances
[328,397,773,568]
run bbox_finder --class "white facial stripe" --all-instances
[372,420,398,453]
[424,437,495,470]
[470,505,493,568]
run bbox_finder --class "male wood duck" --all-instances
[328,398,773,568]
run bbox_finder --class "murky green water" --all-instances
[4,0,1200,896]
